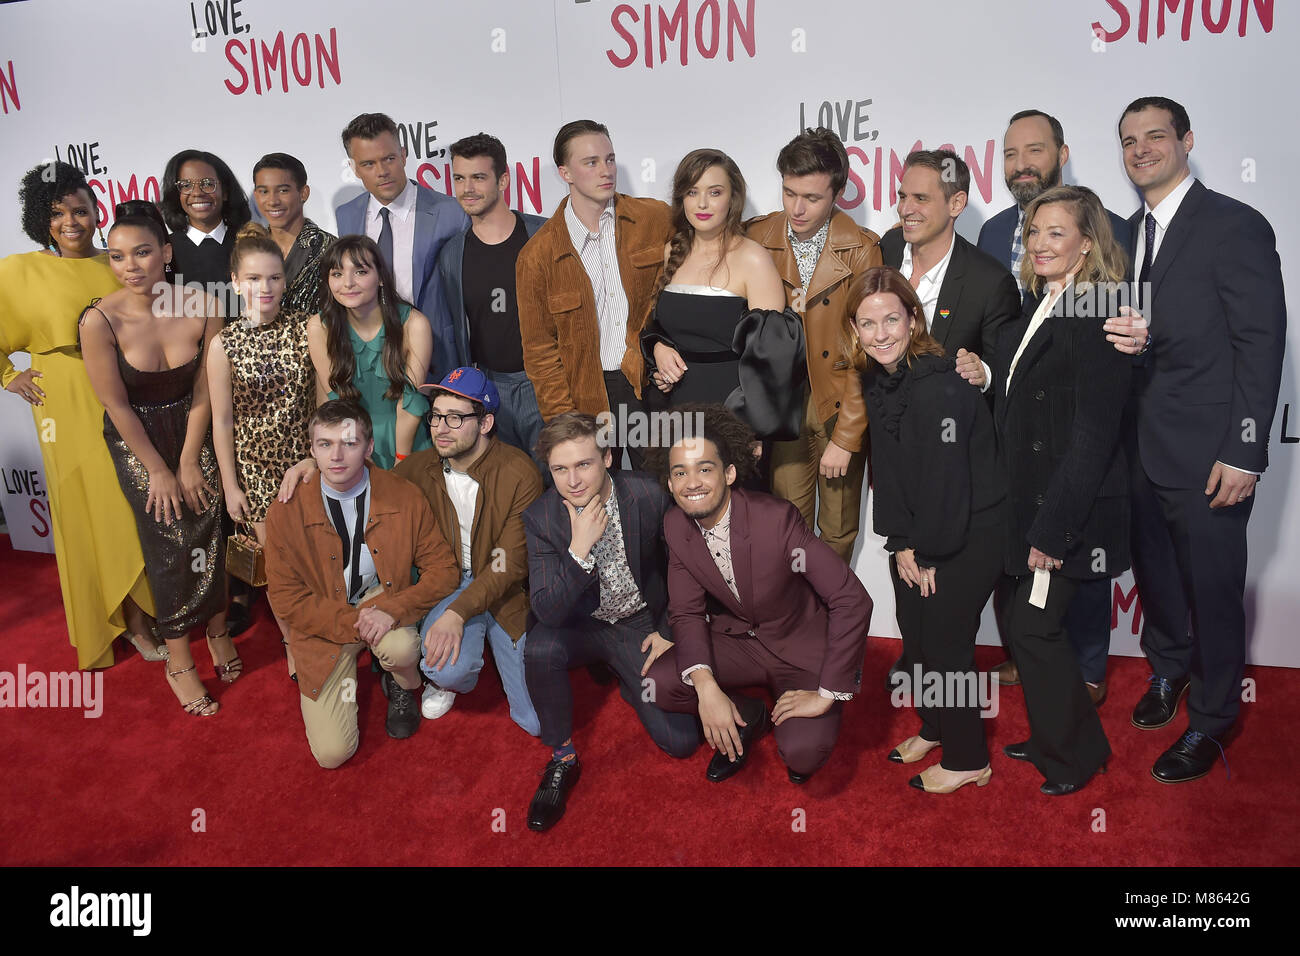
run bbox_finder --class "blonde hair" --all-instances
[229,221,283,275]
[1019,185,1127,297]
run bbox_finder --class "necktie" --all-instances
[1138,212,1156,310]
[326,491,367,603]
[377,207,394,272]
[1010,211,1026,294]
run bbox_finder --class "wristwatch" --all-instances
[568,548,595,573]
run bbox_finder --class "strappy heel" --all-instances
[167,663,218,716]
[206,629,243,684]
[124,632,168,662]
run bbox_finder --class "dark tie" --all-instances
[377,207,394,272]
[1138,212,1157,310]
[326,491,367,603]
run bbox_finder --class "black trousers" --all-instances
[524,616,700,757]
[1130,459,1253,737]
[893,529,1003,771]
[602,370,646,471]
[1002,574,1112,785]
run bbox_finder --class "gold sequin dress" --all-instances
[221,310,314,522]
[103,341,225,640]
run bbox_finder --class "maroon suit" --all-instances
[648,488,872,775]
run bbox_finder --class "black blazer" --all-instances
[522,470,673,638]
[990,287,1132,578]
[1126,179,1287,488]
[168,227,236,290]
[879,228,1021,360]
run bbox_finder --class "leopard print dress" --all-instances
[223,311,315,522]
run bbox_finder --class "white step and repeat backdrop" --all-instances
[2,0,1295,664]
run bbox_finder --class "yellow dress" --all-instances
[0,250,155,669]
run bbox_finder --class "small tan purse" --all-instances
[225,522,267,587]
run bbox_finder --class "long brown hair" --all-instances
[656,148,748,295]
[842,266,945,372]
[317,235,411,402]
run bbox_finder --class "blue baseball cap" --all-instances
[419,366,500,414]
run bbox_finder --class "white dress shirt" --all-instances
[565,198,630,371]
[443,466,480,573]
[366,180,417,303]
[899,234,955,330]
[1007,281,1071,393]
[186,220,227,246]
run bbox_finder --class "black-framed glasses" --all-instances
[428,411,480,429]
[176,178,219,194]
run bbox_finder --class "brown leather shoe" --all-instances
[993,659,1020,686]
[1087,681,1107,707]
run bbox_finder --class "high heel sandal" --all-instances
[908,764,993,793]
[887,735,942,764]
[206,629,243,684]
[124,632,169,662]
[167,663,218,716]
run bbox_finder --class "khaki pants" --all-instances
[770,391,866,562]
[299,587,422,769]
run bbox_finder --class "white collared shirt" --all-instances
[1135,172,1195,269]
[366,180,417,303]
[186,220,228,246]
[899,232,956,330]
[442,466,479,573]
[564,198,629,371]
[1007,280,1071,393]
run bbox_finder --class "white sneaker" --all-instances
[421,684,456,720]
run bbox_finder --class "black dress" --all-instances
[646,285,747,406]
[103,342,226,640]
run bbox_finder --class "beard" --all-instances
[1006,161,1062,205]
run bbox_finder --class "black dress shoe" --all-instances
[706,697,770,782]
[527,758,581,831]
[1152,729,1225,784]
[1040,763,1106,797]
[788,768,813,785]
[381,671,421,739]
[1002,741,1031,762]
[886,655,910,692]
[586,661,618,686]
[1131,674,1190,729]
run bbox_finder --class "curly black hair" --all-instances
[18,161,96,248]
[159,149,251,233]
[643,402,757,487]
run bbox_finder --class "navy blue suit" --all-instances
[335,181,469,381]
[1125,178,1286,737]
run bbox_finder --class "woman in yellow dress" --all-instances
[0,162,159,668]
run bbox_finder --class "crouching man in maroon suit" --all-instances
[645,405,872,784]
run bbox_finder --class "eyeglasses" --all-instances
[428,411,480,429]
[176,178,219,194]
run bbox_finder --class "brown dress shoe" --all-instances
[1087,681,1107,707]
[993,659,1020,686]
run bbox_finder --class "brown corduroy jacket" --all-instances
[517,193,672,420]
[393,437,542,641]
[746,210,882,453]
[265,467,459,701]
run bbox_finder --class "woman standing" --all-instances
[641,149,801,452]
[988,185,1131,795]
[80,201,230,716]
[208,222,315,680]
[306,236,433,469]
[0,162,159,668]
[848,267,1005,794]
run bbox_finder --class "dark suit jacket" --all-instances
[438,211,547,369]
[335,181,470,381]
[978,204,1129,285]
[523,470,673,638]
[665,488,870,695]
[991,287,1131,578]
[1124,179,1287,487]
[879,227,1020,361]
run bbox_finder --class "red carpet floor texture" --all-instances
[1,534,1297,867]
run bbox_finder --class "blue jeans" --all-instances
[419,572,540,736]
[482,367,543,458]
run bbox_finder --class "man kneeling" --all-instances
[646,405,872,783]
[266,399,459,768]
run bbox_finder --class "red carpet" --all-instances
[1,533,1297,867]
